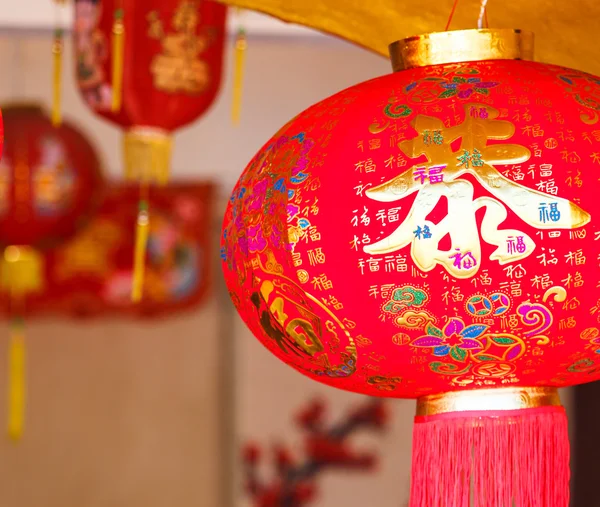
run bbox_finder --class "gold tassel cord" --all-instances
[123,129,172,303]
[1,246,43,441]
[131,193,150,303]
[7,320,25,441]
[231,22,247,125]
[51,28,63,127]
[111,7,125,113]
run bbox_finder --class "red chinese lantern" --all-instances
[0,104,103,440]
[73,0,227,300]
[222,29,600,506]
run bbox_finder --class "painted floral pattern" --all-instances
[411,318,488,362]
[439,76,499,99]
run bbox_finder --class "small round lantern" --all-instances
[0,105,103,248]
[222,29,600,506]
[0,104,103,440]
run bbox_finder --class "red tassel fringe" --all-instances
[410,406,570,507]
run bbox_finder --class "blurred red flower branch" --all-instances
[242,397,388,507]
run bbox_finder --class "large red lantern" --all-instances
[222,29,600,506]
[0,104,104,440]
[73,0,227,300]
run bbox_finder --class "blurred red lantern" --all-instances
[73,0,227,300]
[0,105,103,248]
[222,29,600,506]
[0,107,3,164]
[0,103,104,440]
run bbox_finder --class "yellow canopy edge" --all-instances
[218,0,600,75]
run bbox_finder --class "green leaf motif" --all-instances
[450,346,467,363]
[452,76,467,84]
[491,336,517,345]
[429,362,472,375]
[392,286,427,307]
[384,104,412,119]
[383,302,395,313]
[429,361,445,373]
[476,355,497,362]
[474,87,490,95]
[426,323,443,338]
[439,89,458,99]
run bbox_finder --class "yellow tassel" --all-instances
[0,247,42,441]
[231,24,247,125]
[0,246,44,297]
[123,128,172,186]
[131,200,150,303]
[111,8,125,113]
[7,321,25,441]
[51,29,63,127]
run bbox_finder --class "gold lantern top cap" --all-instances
[389,28,534,72]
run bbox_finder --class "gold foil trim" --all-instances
[389,29,535,72]
[416,387,561,416]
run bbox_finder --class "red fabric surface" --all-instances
[222,60,600,397]
[73,0,226,132]
[0,105,103,248]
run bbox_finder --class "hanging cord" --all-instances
[131,182,150,303]
[445,0,490,31]
[445,0,460,31]
[478,0,489,29]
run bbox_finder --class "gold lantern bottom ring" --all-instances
[416,387,562,420]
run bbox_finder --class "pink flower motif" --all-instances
[438,76,499,99]
[589,334,600,354]
[271,226,282,247]
[411,318,487,361]
[247,179,268,211]
[287,204,300,222]
[238,235,249,256]
[247,224,267,253]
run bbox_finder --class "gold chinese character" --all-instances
[363,104,590,279]
[354,182,372,196]
[311,274,333,291]
[531,274,553,290]
[536,247,558,266]
[291,252,303,267]
[307,248,326,266]
[148,0,213,94]
[503,264,527,279]
[565,249,586,265]
[367,258,381,272]
[381,284,395,299]
[368,139,381,150]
